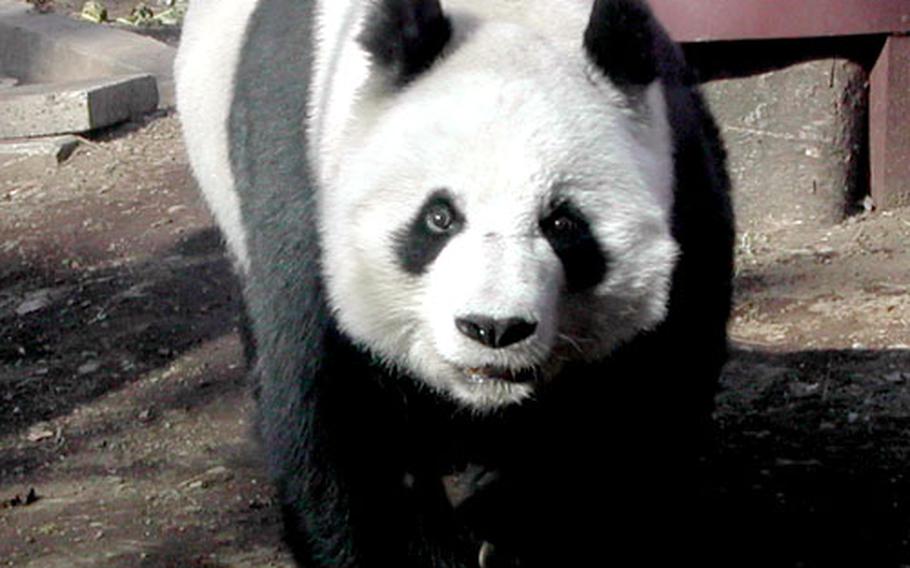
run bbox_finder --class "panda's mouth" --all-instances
[462,366,538,384]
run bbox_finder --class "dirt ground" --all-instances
[3,7,910,567]
[0,114,293,567]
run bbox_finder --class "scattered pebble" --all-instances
[77,360,101,375]
[15,291,51,315]
[884,372,909,384]
[27,425,54,443]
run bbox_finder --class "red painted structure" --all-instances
[869,36,910,210]
[650,0,910,42]
[649,0,910,208]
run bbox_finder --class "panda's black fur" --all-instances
[180,0,733,565]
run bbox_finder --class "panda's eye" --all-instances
[540,201,609,292]
[425,203,455,233]
[395,190,463,275]
[541,206,581,236]
[548,215,577,234]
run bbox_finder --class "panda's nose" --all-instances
[455,315,538,349]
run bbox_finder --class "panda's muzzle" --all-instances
[463,366,538,384]
[455,315,537,349]
[454,316,541,384]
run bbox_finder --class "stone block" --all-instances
[0,134,80,162]
[0,134,80,173]
[701,58,867,234]
[0,74,158,138]
[0,0,176,107]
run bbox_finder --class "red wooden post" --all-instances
[870,35,910,209]
[649,0,910,42]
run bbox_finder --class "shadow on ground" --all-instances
[701,346,910,566]
[5,231,910,565]
[0,227,244,441]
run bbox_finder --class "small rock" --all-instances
[204,466,232,480]
[775,458,822,468]
[884,372,908,384]
[77,361,101,375]
[15,295,49,316]
[80,0,108,22]
[183,466,234,490]
[2,488,39,509]
[27,426,54,443]
[862,195,875,212]
[789,381,820,398]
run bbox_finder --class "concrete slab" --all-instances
[0,0,176,107]
[0,134,80,175]
[0,74,158,138]
[0,134,80,162]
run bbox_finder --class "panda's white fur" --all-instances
[310,3,677,408]
[174,0,260,273]
[309,1,590,187]
[179,0,678,410]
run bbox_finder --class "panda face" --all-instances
[319,22,678,410]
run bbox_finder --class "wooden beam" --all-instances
[649,0,910,43]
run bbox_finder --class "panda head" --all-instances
[319,0,680,410]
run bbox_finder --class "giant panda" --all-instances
[176,0,734,565]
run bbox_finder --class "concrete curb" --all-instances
[0,134,80,162]
[0,0,176,108]
[0,74,158,138]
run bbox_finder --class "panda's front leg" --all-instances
[258,333,478,567]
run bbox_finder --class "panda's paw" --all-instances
[479,541,522,568]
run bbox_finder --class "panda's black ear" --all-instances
[583,0,660,87]
[359,0,452,84]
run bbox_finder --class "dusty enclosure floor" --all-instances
[2,117,910,566]
[0,114,292,567]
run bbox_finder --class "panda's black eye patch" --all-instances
[395,190,464,275]
[540,202,609,292]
